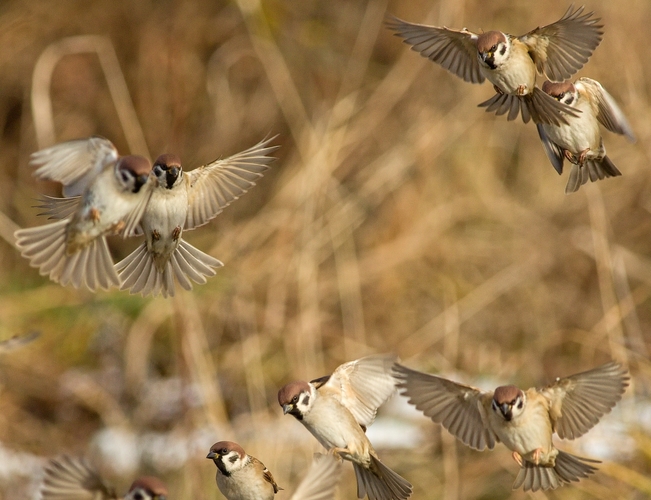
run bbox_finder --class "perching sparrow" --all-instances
[15,140,154,291]
[394,361,629,491]
[207,441,281,500]
[40,455,168,500]
[114,136,278,297]
[387,6,603,126]
[207,442,343,500]
[537,78,636,194]
[277,354,412,500]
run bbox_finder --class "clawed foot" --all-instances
[512,451,524,467]
[515,84,527,96]
[328,447,346,462]
[492,84,505,95]
[577,148,589,164]
[532,448,542,465]
[172,225,181,241]
[564,149,590,165]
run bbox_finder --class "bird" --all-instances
[207,441,343,500]
[114,136,278,297]
[393,361,630,491]
[277,354,412,500]
[15,138,154,291]
[40,455,168,500]
[536,77,636,194]
[387,5,603,126]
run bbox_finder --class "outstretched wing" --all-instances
[40,456,117,500]
[321,353,398,428]
[519,5,603,82]
[540,361,629,440]
[387,17,483,84]
[184,136,278,230]
[30,136,119,197]
[576,78,636,141]
[290,454,343,500]
[393,363,497,451]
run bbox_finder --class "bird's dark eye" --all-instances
[517,401,523,409]
[153,164,164,176]
[292,395,299,403]
[220,448,228,454]
[491,44,497,52]
[133,493,143,500]
[120,170,131,183]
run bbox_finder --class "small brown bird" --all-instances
[278,354,412,500]
[40,455,168,500]
[115,137,278,298]
[15,137,154,291]
[537,78,636,193]
[207,441,281,500]
[387,6,603,125]
[394,361,629,491]
[207,442,343,500]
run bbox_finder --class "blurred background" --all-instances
[0,0,649,498]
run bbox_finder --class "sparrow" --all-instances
[40,455,168,500]
[114,136,278,298]
[393,361,630,491]
[387,6,603,126]
[207,441,281,500]
[15,139,154,291]
[277,354,413,500]
[536,78,636,194]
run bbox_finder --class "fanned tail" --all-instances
[512,451,600,492]
[565,156,622,194]
[115,238,223,298]
[353,456,412,500]
[15,221,118,291]
[478,88,580,126]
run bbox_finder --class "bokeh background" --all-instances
[0,0,649,498]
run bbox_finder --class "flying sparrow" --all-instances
[277,354,413,500]
[207,441,343,500]
[114,136,278,297]
[207,441,281,500]
[536,78,636,193]
[15,140,154,291]
[41,455,168,500]
[387,6,603,126]
[393,361,629,491]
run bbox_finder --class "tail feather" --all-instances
[512,450,600,492]
[115,239,222,298]
[15,221,119,291]
[565,156,622,194]
[352,456,412,500]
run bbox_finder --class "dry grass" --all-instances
[0,0,649,498]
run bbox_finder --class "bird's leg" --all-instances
[329,447,347,462]
[492,84,505,95]
[110,220,125,235]
[152,229,161,241]
[532,448,542,465]
[515,84,527,96]
[564,150,579,165]
[511,451,524,467]
[89,207,101,223]
[172,226,181,241]
[577,148,590,165]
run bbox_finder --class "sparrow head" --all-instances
[476,31,509,70]
[126,476,168,500]
[491,385,525,422]
[207,441,248,476]
[115,155,153,193]
[542,80,578,106]
[277,380,314,419]
[152,153,183,190]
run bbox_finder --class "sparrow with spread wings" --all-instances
[393,361,629,491]
[40,455,168,500]
[537,78,636,193]
[278,354,412,500]
[207,441,342,500]
[387,6,603,126]
[15,138,154,291]
[115,136,278,297]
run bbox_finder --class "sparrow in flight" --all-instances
[40,455,168,500]
[387,6,603,126]
[15,138,154,291]
[394,361,629,491]
[537,78,636,193]
[278,354,412,500]
[207,441,342,500]
[115,137,278,297]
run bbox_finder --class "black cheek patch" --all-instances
[302,394,310,406]
[500,45,506,56]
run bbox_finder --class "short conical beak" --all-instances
[282,404,292,415]
[500,403,512,421]
[206,451,216,460]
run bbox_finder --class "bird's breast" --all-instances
[481,42,536,95]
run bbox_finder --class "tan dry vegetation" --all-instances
[0,0,649,498]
